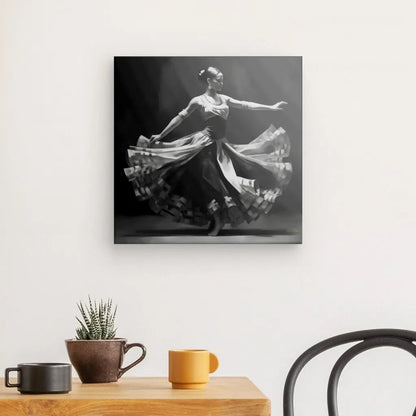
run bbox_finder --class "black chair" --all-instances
[283,329,416,416]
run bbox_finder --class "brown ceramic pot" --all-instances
[65,338,146,383]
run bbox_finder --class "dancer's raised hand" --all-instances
[271,101,288,111]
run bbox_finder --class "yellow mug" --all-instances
[169,349,219,389]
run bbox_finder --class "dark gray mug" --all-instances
[5,363,72,394]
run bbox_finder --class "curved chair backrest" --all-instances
[283,329,416,416]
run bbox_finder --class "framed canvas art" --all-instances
[114,56,302,243]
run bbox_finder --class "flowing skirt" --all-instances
[124,125,292,226]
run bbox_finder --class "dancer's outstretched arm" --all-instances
[222,94,287,111]
[149,97,199,144]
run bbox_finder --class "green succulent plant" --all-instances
[75,297,117,340]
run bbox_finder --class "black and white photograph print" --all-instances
[114,57,302,243]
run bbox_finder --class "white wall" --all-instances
[1,0,416,414]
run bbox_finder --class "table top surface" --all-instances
[0,377,270,416]
[0,376,268,400]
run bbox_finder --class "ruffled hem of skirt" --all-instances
[124,124,292,226]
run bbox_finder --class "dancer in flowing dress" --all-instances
[124,66,292,236]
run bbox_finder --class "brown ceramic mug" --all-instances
[65,338,146,383]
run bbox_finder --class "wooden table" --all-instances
[0,377,270,416]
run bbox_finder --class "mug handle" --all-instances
[209,353,219,373]
[118,343,147,379]
[5,368,21,388]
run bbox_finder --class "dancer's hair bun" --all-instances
[198,67,221,84]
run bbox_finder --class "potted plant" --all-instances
[65,297,146,383]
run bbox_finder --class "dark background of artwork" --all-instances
[114,57,302,235]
